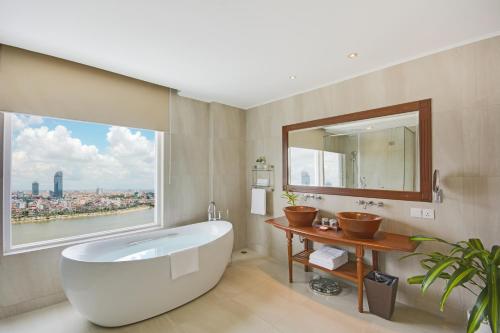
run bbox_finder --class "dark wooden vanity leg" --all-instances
[372,250,379,271]
[287,231,293,283]
[356,245,365,313]
[304,238,312,272]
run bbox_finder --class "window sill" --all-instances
[3,223,163,256]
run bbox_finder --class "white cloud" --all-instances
[12,114,44,133]
[12,124,156,191]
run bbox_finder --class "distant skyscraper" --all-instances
[32,181,39,196]
[96,187,104,195]
[301,170,311,185]
[53,171,63,198]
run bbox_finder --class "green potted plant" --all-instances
[281,190,299,206]
[403,236,499,333]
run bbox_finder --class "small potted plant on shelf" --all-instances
[255,156,267,168]
[281,189,318,227]
[403,236,499,333]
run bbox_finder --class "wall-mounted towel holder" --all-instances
[251,164,274,191]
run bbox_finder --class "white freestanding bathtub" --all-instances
[60,221,233,327]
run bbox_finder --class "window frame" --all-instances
[2,112,164,255]
[288,147,345,187]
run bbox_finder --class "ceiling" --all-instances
[1,1,500,109]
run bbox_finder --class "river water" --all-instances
[12,208,155,245]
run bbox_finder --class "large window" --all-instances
[2,112,163,253]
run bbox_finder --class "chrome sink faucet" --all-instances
[303,193,322,201]
[356,199,384,209]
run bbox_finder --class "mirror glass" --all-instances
[288,111,419,191]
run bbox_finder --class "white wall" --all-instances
[245,35,500,321]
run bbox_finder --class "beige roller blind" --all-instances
[0,44,169,131]
[289,128,326,150]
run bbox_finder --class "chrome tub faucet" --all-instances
[208,201,217,221]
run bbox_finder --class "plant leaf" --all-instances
[464,249,483,260]
[467,240,490,270]
[410,235,463,248]
[407,275,425,284]
[488,262,498,333]
[490,245,500,266]
[440,267,477,311]
[421,258,438,270]
[450,246,467,256]
[469,239,485,251]
[399,252,429,260]
[468,288,489,333]
[410,235,447,243]
[420,256,452,272]
[408,273,450,285]
[429,252,447,259]
[421,257,460,293]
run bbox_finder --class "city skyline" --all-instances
[16,187,155,193]
[11,114,156,191]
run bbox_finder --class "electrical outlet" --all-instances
[410,208,422,218]
[422,208,435,219]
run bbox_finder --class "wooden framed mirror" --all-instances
[282,99,432,202]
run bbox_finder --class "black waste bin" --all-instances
[364,271,399,320]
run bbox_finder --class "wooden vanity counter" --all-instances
[266,216,418,313]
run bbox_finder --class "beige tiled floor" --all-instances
[0,250,463,333]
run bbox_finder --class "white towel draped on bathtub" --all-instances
[170,247,199,280]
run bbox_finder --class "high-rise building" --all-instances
[301,170,311,185]
[32,181,39,196]
[53,171,63,198]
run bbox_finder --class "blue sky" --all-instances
[41,117,155,151]
[11,113,156,191]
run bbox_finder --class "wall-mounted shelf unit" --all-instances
[251,165,274,191]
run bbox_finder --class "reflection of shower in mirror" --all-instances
[360,176,367,189]
[350,151,357,188]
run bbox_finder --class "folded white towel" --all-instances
[310,257,335,270]
[309,246,348,270]
[310,255,348,270]
[170,247,199,280]
[256,178,269,186]
[310,246,346,260]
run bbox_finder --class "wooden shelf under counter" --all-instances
[266,216,419,313]
[293,249,369,283]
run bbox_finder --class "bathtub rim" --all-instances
[61,220,233,264]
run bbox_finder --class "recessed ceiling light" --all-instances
[347,52,359,59]
[289,75,296,80]
[366,126,373,130]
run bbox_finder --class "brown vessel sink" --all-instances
[335,212,383,239]
[283,206,318,227]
